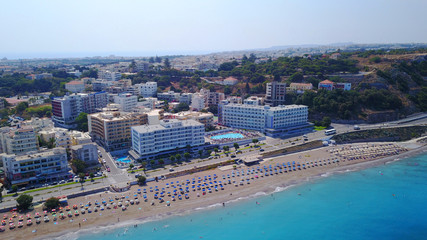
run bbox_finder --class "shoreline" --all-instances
[3,142,426,240]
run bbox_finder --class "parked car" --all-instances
[107,167,111,172]
[259,149,265,152]
[169,168,174,172]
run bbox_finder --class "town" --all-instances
[0,45,426,229]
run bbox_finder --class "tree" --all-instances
[44,197,60,210]
[214,148,219,153]
[79,173,86,188]
[164,58,171,69]
[89,173,95,181]
[129,164,134,170]
[233,143,239,149]
[15,102,29,113]
[137,175,147,185]
[198,150,203,157]
[16,194,33,210]
[175,154,182,162]
[11,185,18,193]
[72,159,87,174]
[223,146,229,152]
[75,112,88,132]
[252,139,259,144]
[184,152,191,161]
[150,160,155,166]
[158,158,164,165]
[322,116,332,128]
[169,155,176,162]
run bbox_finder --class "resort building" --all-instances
[157,91,180,102]
[0,126,38,155]
[218,101,308,137]
[226,96,242,104]
[52,92,108,128]
[265,81,286,107]
[243,96,264,106]
[164,111,214,127]
[204,89,225,107]
[70,143,99,165]
[289,83,313,93]
[114,93,138,112]
[88,111,149,152]
[65,81,85,93]
[179,93,193,105]
[0,147,69,185]
[130,119,205,160]
[191,93,205,111]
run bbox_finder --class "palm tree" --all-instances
[233,143,239,150]
[198,150,203,157]
[184,152,191,161]
[78,173,85,188]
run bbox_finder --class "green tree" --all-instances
[44,197,60,210]
[223,146,229,152]
[214,148,219,153]
[184,152,191,161]
[15,102,29,113]
[164,58,171,69]
[79,173,86,187]
[169,155,176,162]
[150,160,155,166]
[158,158,164,165]
[252,139,259,144]
[233,143,239,149]
[137,175,147,185]
[175,154,182,162]
[72,159,87,174]
[75,112,88,132]
[322,116,332,128]
[89,173,95,181]
[11,185,18,193]
[198,150,203,157]
[129,164,134,170]
[16,194,33,210]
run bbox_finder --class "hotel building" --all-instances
[0,147,69,185]
[218,101,308,137]
[130,119,205,160]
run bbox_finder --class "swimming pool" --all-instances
[210,133,244,140]
[116,156,131,163]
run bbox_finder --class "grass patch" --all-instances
[314,126,326,131]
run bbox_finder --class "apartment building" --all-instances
[265,81,286,107]
[98,70,122,81]
[65,81,85,93]
[114,93,138,112]
[52,92,108,128]
[157,91,180,102]
[289,83,313,92]
[0,147,69,185]
[243,96,264,106]
[131,119,205,160]
[0,126,38,155]
[88,111,148,151]
[218,101,308,137]
[70,143,98,165]
[137,81,157,97]
[165,111,214,127]
[191,93,205,111]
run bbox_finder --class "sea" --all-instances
[72,152,427,240]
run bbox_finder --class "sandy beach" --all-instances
[1,142,425,240]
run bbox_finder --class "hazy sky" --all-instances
[1,0,427,58]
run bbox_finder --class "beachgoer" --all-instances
[79,223,81,228]
[222,203,225,207]
[118,217,120,222]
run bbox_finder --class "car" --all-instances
[354,125,360,130]
[236,150,242,154]
[51,182,58,185]
[303,134,308,138]
[169,168,174,172]
[59,180,66,184]
[291,142,295,145]
[230,155,236,158]
[135,174,141,178]
[18,187,26,192]
[208,156,214,159]
[259,149,265,152]
[107,168,111,172]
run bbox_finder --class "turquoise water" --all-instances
[211,133,244,140]
[77,152,427,240]
[116,157,131,163]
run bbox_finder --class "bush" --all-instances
[44,197,60,210]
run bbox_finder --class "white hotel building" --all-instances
[114,93,138,112]
[137,81,157,98]
[0,148,69,185]
[218,101,308,137]
[130,119,205,160]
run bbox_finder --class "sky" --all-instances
[1,0,427,59]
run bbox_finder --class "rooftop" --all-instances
[66,81,84,85]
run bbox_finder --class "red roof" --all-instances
[66,81,84,85]
[319,80,334,84]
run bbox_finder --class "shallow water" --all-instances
[74,153,427,240]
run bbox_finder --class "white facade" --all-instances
[0,127,38,155]
[99,70,122,81]
[70,143,98,165]
[0,148,69,185]
[65,81,85,93]
[218,102,308,134]
[137,82,157,97]
[131,119,205,158]
[191,93,205,111]
[114,93,138,112]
